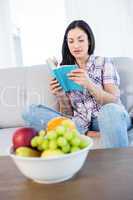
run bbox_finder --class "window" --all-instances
[10,0,66,66]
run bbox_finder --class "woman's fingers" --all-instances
[71,68,85,73]
[50,83,62,91]
[86,131,101,138]
[51,84,62,91]
[52,86,63,95]
[68,69,85,78]
[50,78,58,84]
[50,79,60,88]
[50,81,60,88]
[53,86,62,93]
[68,76,84,83]
[68,73,81,78]
[49,78,63,95]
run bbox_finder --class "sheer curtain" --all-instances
[11,0,66,66]
[0,0,15,68]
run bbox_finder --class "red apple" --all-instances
[12,127,38,149]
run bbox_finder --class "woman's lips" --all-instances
[73,50,82,54]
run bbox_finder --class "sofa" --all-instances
[0,57,133,155]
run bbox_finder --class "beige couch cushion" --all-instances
[0,67,26,127]
[0,65,57,128]
[26,64,57,109]
[112,57,133,111]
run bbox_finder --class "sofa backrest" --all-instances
[0,57,132,128]
[0,65,57,128]
[112,57,133,111]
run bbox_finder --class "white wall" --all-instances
[126,0,133,56]
[11,0,66,66]
[0,0,15,68]
[64,0,133,57]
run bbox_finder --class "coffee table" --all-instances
[1,148,133,200]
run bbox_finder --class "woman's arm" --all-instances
[85,81,120,105]
[68,69,120,105]
[50,77,73,116]
[57,94,73,116]
[68,58,120,105]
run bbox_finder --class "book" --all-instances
[46,59,83,92]
[53,65,83,92]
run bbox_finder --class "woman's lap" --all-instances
[22,103,132,148]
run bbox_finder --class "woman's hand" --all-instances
[86,131,101,138]
[68,68,90,88]
[50,78,65,97]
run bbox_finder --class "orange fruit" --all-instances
[47,117,76,132]
[47,117,67,132]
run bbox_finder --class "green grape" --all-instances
[71,129,79,137]
[61,123,69,131]
[41,139,49,150]
[47,130,57,140]
[37,136,44,146]
[31,136,39,147]
[79,139,89,149]
[57,137,68,147]
[71,136,81,147]
[62,144,71,153]
[39,130,46,137]
[71,146,80,153]
[49,140,57,150]
[55,125,66,136]
[64,131,74,141]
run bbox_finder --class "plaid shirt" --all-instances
[67,55,120,131]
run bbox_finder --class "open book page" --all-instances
[46,57,58,78]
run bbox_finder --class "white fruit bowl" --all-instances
[9,135,93,184]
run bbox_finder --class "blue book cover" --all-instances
[52,65,83,92]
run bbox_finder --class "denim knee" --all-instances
[22,104,62,131]
[97,103,130,148]
[98,103,127,121]
[22,105,43,131]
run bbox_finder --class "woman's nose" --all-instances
[73,42,80,48]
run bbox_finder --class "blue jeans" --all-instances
[22,104,64,131]
[22,103,132,148]
[95,103,132,148]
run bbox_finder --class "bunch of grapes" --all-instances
[31,125,90,156]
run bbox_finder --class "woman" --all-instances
[23,20,132,148]
[49,20,132,148]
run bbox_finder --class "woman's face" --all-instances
[67,27,89,60]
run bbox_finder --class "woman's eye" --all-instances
[68,40,73,44]
[79,40,84,42]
